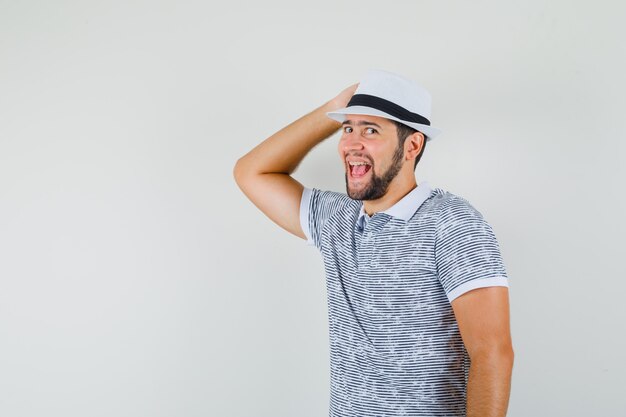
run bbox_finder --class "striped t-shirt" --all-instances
[300,181,508,417]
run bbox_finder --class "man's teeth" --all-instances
[349,161,371,177]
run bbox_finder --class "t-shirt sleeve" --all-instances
[300,187,351,249]
[435,196,509,302]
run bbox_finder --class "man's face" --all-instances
[338,114,405,201]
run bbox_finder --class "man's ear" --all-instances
[405,132,425,161]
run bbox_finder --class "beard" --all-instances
[345,144,404,201]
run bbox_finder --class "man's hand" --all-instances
[329,83,359,110]
[451,286,514,417]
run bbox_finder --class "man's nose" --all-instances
[342,132,364,152]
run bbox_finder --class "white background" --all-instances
[1,1,625,416]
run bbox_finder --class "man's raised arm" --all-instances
[233,84,357,239]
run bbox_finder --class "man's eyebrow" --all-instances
[341,120,383,129]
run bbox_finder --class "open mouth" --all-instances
[349,161,372,178]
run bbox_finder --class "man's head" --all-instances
[327,70,439,201]
[338,114,425,201]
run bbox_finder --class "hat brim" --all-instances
[327,106,441,141]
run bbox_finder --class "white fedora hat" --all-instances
[327,69,441,141]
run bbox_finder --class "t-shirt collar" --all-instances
[357,181,433,229]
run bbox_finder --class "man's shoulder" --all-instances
[426,187,485,221]
[310,188,356,205]
[425,186,471,209]
[307,188,360,216]
[310,187,350,201]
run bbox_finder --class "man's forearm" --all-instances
[466,351,514,417]
[235,100,341,177]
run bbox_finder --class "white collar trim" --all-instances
[357,182,433,228]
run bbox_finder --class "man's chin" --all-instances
[345,174,375,200]
[346,183,369,200]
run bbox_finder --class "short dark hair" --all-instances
[393,120,426,170]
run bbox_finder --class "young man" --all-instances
[234,70,513,417]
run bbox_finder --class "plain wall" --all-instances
[1,1,625,416]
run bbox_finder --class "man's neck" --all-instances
[362,175,418,216]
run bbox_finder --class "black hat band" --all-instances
[346,94,431,126]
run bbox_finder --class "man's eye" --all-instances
[365,127,377,134]
[343,126,353,133]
